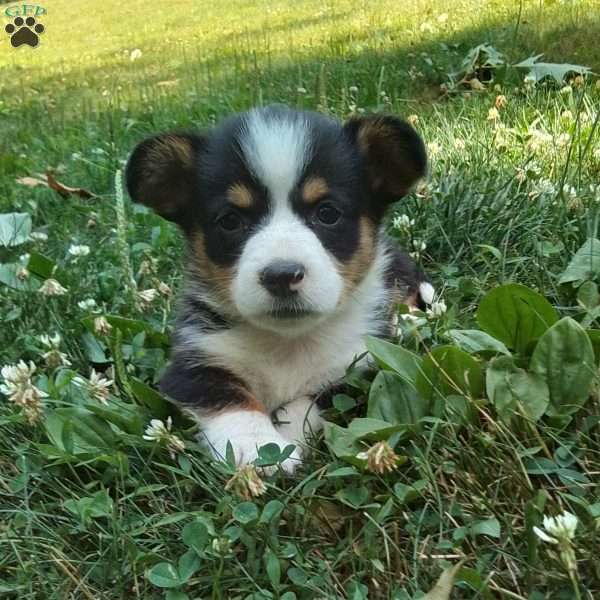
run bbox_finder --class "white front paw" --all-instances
[209,431,302,474]
[273,396,323,451]
[197,409,302,474]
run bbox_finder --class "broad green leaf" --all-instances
[577,280,599,310]
[182,521,209,554]
[514,54,591,84]
[0,263,40,291]
[335,485,369,508]
[130,378,171,420]
[146,562,181,588]
[80,332,109,364]
[470,518,501,538]
[177,549,200,583]
[332,394,356,413]
[265,548,281,589]
[260,500,284,524]
[27,252,56,280]
[64,490,114,521]
[486,356,549,423]
[232,502,259,524]
[367,370,428,426]
[559,238,600,285]
[0,212,31,246]
[416,346,484,402]
[530,317,595,416]
[324,422,362,460]
[364,336,421,384]
[44,407,117,455]
[476,283,558,354]
[447,329,510,355]
[347,418,405,440]
[393,479,428,504]
[166,592,190,600]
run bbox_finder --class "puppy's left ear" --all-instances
[344,115,427,202]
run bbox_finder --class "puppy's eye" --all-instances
[217,212,243,232]
[316,203,341,226]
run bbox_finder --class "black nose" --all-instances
[260,261,305,297]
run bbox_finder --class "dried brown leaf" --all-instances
[16,171,96,200]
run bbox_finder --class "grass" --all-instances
[1,0,600,598]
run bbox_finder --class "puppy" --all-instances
[126,105,432,472]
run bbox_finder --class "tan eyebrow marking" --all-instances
[302,176,329,204]
[226,183,253,208]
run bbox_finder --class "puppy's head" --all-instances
[126,106,426,335]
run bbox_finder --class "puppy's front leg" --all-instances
[273,396,324,456]
[160,358,301,473]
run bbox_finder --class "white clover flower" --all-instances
[75,369,113,405]
[77,298,97,311]
[39,278,67,297]
[453,137,466,150]
[94,316,113,336]
[426,141,441,157]
[157,281,172,297]
[0,360,46,424]
[487,107,500,121]
[348,85,359,94]
[143,416,185,458]
[495,94,507,109]
[560,84,573,95]
[40,333,62,348]
[412,239,427,252]
[137,288,159,308]
[407,114,419,127]
[529,178,556,199]
[68,244,90,258]
[30,231,48,242]
[392,214,415,232]
[527,128,553,153]
[427,300,447,318]
[556,133,571,148]
[296,86,307,94]
[560,109,574,123]
[534,511,578,544]
[225,464,267,499]
[523,74,536,90]
[130,48,143,61]
[357,441,400,474]
[137,288,159,311]
[515,168,527,184]
[16,266,30,280]
[1,360,36,387]
[39,334,70,368]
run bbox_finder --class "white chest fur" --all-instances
[189,246,390,412]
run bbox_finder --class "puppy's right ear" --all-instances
[125,132,205,224]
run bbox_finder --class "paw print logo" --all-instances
[5,16,45,48]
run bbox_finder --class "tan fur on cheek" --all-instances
[302,176,329,204]
[189,232,237,311]
[339,217,377,296]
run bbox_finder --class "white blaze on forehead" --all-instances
[240,109,311,203]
